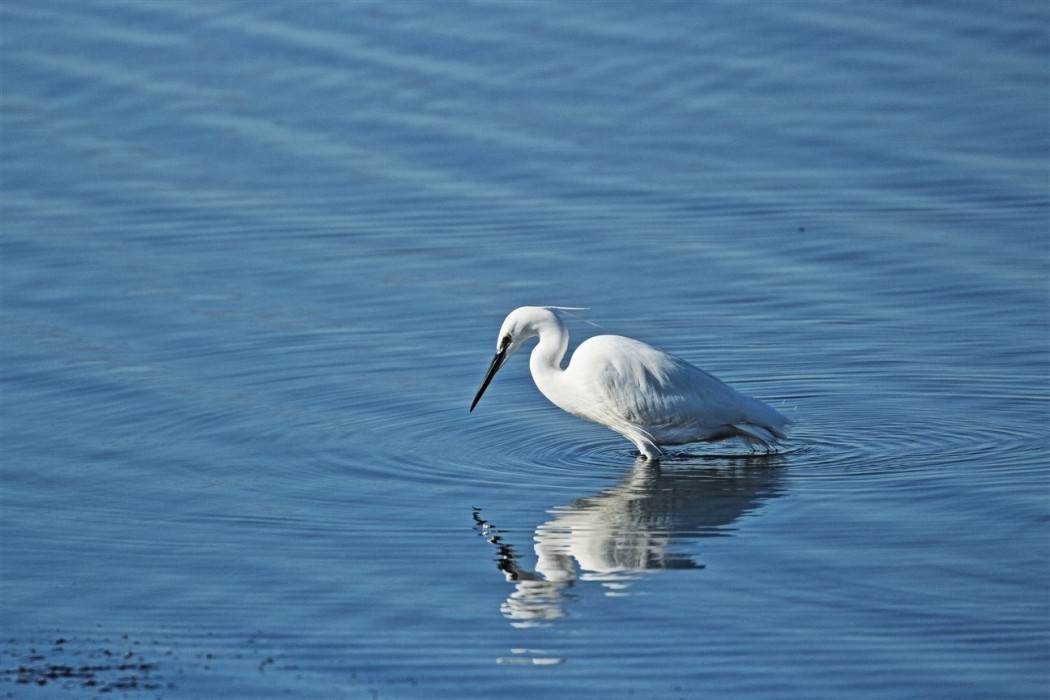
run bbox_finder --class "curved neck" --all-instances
[529,314,570,401]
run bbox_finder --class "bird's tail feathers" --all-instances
[732,422,782,448]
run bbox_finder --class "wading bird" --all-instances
[470,306,790,459]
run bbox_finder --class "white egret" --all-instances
[470,306,790,459]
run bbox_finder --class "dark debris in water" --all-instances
[0,632,298,698]
[2,630,418,698]
[1,638,164,696]
[1,635,173,697]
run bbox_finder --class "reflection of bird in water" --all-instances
[470,306,791,459]
[474,456,785,625]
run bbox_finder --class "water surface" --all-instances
[2,1,1048,698]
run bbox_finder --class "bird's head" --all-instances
[469,306,566,412]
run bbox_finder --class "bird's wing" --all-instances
[572,336,786,440]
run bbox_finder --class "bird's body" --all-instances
[471,306,790,459]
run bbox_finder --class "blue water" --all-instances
[2,1,1047,698]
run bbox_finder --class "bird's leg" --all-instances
[633,453,662,476]
[635,438,662,462]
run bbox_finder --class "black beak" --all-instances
[470,346,508,412]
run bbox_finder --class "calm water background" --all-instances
[2,1,1048,698]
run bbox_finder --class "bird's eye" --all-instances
[501,335,512,349]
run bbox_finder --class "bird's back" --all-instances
[563,334,789,448]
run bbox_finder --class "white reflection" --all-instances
[474,456,785,626]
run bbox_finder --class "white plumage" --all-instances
[470,306,790,459]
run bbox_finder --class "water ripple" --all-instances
[430,375,1048,493]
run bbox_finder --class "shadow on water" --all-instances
[473,454,787,634]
